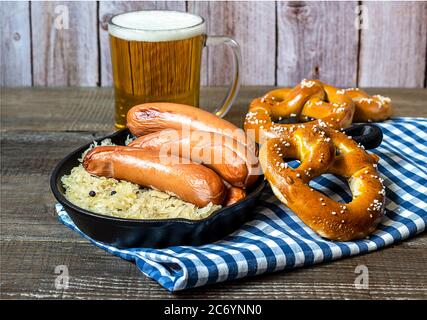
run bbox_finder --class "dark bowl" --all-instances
[50,129,266,249]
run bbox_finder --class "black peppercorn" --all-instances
[110,191,117,196]
[89,191,96,197]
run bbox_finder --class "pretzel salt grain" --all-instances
[344,88,392,122]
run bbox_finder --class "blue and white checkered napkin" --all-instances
[57,117,427,291]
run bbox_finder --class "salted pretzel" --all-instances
[259,124,385,241]
[244,79,392,144]
[344,88,392,122]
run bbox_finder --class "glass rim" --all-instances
[108,10,206,33]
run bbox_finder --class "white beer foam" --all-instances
[109,10,206,42]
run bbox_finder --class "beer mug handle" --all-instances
[205,36,241,118]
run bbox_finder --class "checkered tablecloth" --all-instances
[57,117,427,291]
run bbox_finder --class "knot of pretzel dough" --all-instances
[244,79,392,144]
[259,124,385,241]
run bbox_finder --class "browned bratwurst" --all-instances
[128,129,259,188]
[223,186,247,206]
[126,102,253,148]
[83,146,226,207]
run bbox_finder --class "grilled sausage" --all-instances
[128,129,259,188]
[126,102,253,148]
[83,146,226,207]
[223,186,247,206]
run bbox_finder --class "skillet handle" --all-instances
[343,124,383,150]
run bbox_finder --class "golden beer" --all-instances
[110,34,204,128]
[109,10,241,128]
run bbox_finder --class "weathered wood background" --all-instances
[1,1,427,87]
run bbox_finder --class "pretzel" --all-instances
[344,88,392,122]
[244,79,392,144]
[259,124,385,241]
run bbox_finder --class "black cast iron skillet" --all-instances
[343,123,383,150]
[50,124,382,249]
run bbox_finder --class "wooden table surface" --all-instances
[1,87,426,299]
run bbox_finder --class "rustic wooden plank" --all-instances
[31,1,98,86]
[3,1,427,89]
[1,87,116,132]
[98,1,186,87]
[1,238,426,299]
[189,1,276,86]
[358,2,427,87]
[277,1,359,87]
[0,1,32,86]
[2,87,426,132]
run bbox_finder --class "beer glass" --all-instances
[108,10,241,128]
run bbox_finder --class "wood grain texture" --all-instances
[1,87,426,299]
[277,1,359,87]
[190,1,276,86]
[0,1,32,86]
[31,1,98,86]
[1,87,116,132]
[2,1,427,88]
[358,1,427,87]
[98,1,186,86]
